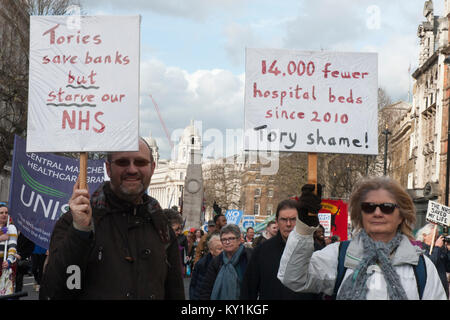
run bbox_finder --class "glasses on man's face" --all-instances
[111,158,151,167]
[361,202,398,214]
[221,236,238,243]
[278,217,297,224]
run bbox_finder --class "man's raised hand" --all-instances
[69,177,93,232]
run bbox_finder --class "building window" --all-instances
[268,188,274,197]
[254,188,261,197]
[254,203,260,215]
[267,204,273,215]
[407,173,413,189]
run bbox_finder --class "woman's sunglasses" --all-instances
[361,202,398,214]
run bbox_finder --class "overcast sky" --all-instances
[79,0,444,160]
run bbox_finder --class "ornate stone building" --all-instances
[146,121,203,211]
[384,0,450,227]
[384,102,415,188]
[409,0,449,204]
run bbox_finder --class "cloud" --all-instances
[375,36,418,102]
[224,23,260,66]
[80,0,244,21]
[139,59,245,159]
[283,0,367,51]
[281,0,431,102]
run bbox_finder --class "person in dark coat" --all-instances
[240,199,319,300]
[199,224,252,300]
[39,138,185,300]
[189,234,222,300]
[252,220,278,248]
[164,209,186,277]
[416,223,450,298]
[14,233,35,293]
[313,225,326,251]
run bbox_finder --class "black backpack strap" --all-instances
[412,254,427,300]
[332,240,350,299]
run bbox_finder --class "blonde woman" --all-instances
[278,177,447,300]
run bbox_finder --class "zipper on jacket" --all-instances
[98,246,103,261]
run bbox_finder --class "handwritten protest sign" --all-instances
[27,15,140,152]
[244,48,378,155]
[426,200,450,227]
[319,199,348,241]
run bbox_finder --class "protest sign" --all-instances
[426,200,450,227]
[27,15,140,153]
[225,209,244,225]
[319,199,348,241]
[241,215,256,230]
[8,136,105,249]
[318,213,331,237]
[244,48,378,155]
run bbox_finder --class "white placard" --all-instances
[426,200,450,227]
[244,48,378,155]
[27,16,140,152]
[318,213,331,237]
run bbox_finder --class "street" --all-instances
[18,274,39,300]
[11,275,191,300]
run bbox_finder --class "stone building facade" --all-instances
[147,121,203,211]
[240,160,277,224]
[409,0,450,203]
[385,102,415,188]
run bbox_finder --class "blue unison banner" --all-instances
[8,135,105,249]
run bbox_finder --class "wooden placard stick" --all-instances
[429,224,438,255]
[307,152,318,190]
[307,152,318,216]
[79,152,88,190]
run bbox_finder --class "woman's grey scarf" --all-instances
[337,230,408,300]
[211,244,245,300]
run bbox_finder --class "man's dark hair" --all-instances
[267,220,276,228]
[246,227,254,232]
[212,201,221,215]
[163,208,183,226]
[275,199,300,220]
[106,137,154,163]
[213,213,225,224]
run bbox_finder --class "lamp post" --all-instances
[443,56,450,237]
[366,155,369,176]
[382,124,391,176]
